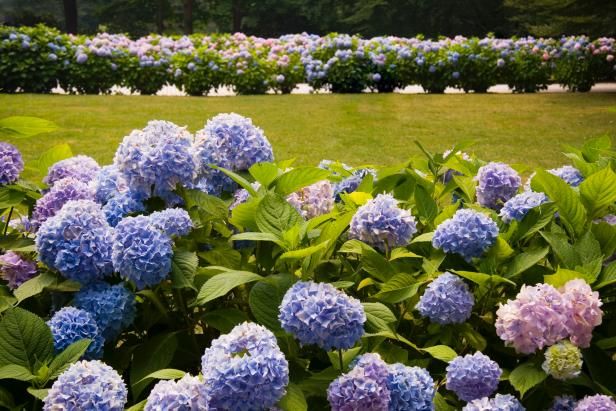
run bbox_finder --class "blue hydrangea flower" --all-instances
[33,177,95,226]
[74,282,136,340]
[387,363,435,411]
[475,162,521,210]
[145,375,209,411]
[230,182,261,210]
[432,209,499,261]
[102,191,145,227]
[349,194,417,251]
[499,191,549,223]
[0,251,37,290]
[43,360,127,411]
[48,307,105,359]
[328,364,390,411]
[463,394,525,411]
[200,322,289,411]
[112,215,173,290]
[416,272,474,324]
[549,395,577,411]
[279,281,366,350]
[150,208,193,237]
[44,155,101,186]
[0,142,24,185]
[333,168,377,201]
[287,180,335,219]
[36,200,113,284]
[575,395,616,411]
[194,113,273,195]
[446,352,502,402]
[548,166,584,187]
[114,120,198,199]
[90,165,128,204]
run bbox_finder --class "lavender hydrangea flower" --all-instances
[475,162,521,210]
[102,191,145,227]
[463,394,525,411]
[200,322,289,411]
[350,353,389,386]
[499,191,549,223]
[542,340,583,380]
[145,375,210,411]
[432,209,498,261]
[550,396,577,411]
[387,363,435,411]
[114,120,198,199]
[112,215,173,290]
[44,155,100,186]
[327,364,390,411]
[74,282,136,340]
[333,169,376,201]
[33,177,95,226]
[0,251,37,289]
[287,180,335,219]
[43,360,127,411]
[561,279,603,348]
[574,395,616,411]
[349,194,417,251]
[416,272,474,324]
[36,200,113,284]
[90,165,128,204]
[150,208,193,237]
[48,307,105,359]
[0,142,24,185]
[548,166,584,187]
[495,283,569,354]
[446,352,502,402]
[229,182,261,210]
[279,281,366,350]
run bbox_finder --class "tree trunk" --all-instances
[183,0,194,34]
[232,0,242,32]
[156,0,165,33]
[62,0,78,33]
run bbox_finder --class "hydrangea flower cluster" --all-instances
[33,177,95,225]
[150,208,193,237]
[328,362,390,411]
[36,200,113,284]
[278,281,366,350]
[114,120,198,198]
[560,279,603,348]
[200,322,289,411]
[112,215,173,290]
[542,340,583,380]
[333,168,376,201]
[350,193,417,250]
[574,395,616,411]
[416,272,474,324]
[102,191,146,227]
[0,251,37,289]
[47,307,105,359]
[90,165,128,204]
[475,162,521,209]
[74,282,136,340]
[43,155,100,186]
[548,166,584,187]
[43,360,127,411]
[286,180,335,219]
[463,394,525,411]
[549,395,577,411]
[432,209,499,261]
[0,142,24,185]
[194,113,273,195]
[386,363,435,411]
[446,352,502,402]
[145,375,209,411]
[499,191,549,223]
[350,353,389,386]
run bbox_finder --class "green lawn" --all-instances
[1,93,615,179]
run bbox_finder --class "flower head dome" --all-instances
[432,209,498,261]
[44,155,100,186]
[0,142,24,185]
[416,272,474,324]
[542,340,583,380]
[48,307,105,359]
[446,352,502,402]
[287,180,335,219]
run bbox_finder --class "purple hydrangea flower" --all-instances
[0,142,24,185]
[350,353,389,386]
[387,363,435,411]
[145,375,210,411]
[574,395,616,411]
[446,352,502,402]
[475,162,521,210]
[548,166,584,187]
[432,209,499,261]
[33,177,95,226]
[90,165,128,204]
[349,194,417,251]
[561,279,603,348]
[278,281,366,350]
[463,394,525,411]
[550,395,577,411]
[48,307,105,359]
[43,360,127,410]
[102,191,146,227]
[499,191,549,223]
[327,364,390,411]
[200,322,289,411]
[286,180,335,219]
[44,155,100,186]
[0,251,37,289]
[416,272,474,324]
[149,208,193,237]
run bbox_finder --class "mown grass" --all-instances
[1,93,615,179]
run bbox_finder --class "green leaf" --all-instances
[170,250,198,290]
[230,232,285,247]
[135,369,186,386]
[339,239,375,254]
[193,271,263,306]
[278,383,308,411]
[279,241,330,261]
[209,165,257,195]
[452,175,476,203]
[592,222,616,259]
[202,308,249,333]
[130,333,178,398]
[509,362,547,397]
[27,387,49,401]
[579,167,616,219]
[511,203,557,242]
[181,189,228,219]
[249,162,280,187]
[0,307,54,372]
[374,273,425,303]
[13,272,58,303]
[361,248,396,282]
[0,386,15,409]
[454,271,516,286]
[583,345,616,395]
[273,167,330,196]
[0,364,35,381]
[544,268,595,287]
[596,261,616,289]
[414,185,438,224]
[249,274,295,332]
[540,232,580,268]
[460,323,487,351]
[34,144,73,177]
[298,367,339,398]
[434,392,456,411]
[255,192,302,238]
[0,187,26,208]
[125,400,147,411]
[362,302,397,333]
[47,339,91,380]
[505,246,549,277]
[0,116,58,138]
[421,345,457,362]
[230,198,260,231]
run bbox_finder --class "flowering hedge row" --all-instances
[1,115,616,410]
[1,25,616,95]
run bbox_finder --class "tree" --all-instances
[62,0,78,33]
[183,0,194,34]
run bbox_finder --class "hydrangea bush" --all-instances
[1,117,616,410]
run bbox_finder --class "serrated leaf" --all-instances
[0,116,58,138]
[230,232,285,247]
[579,167,616,219]
[374,273,425,303]
[27,387,49,401]
[452,175,476,203]
[47,339,91,380]
[421,345,457,362]
[454,271,516,286]
[278,383,308,411]
[362,302,397,333]
[273,167,330,196]
[544,268,596,287]
[339,239,375,254]
[0,364,35,381]
[414,185,438,224]
[34,144,73,177]
[0,187,26,208]
[170,250,198,290]
[125,400,147,411]
[509,362,547,397]
[202,308,249,333]
[255,192,302,237]
[13,272,59,303]
[505,246,549,277]
[279,241,330,261]
[249,162,280,187]
[249,274,295,332]
[130,333,178,398]
[209,165,257,195]
[193,271,263,306]
[511,203,557,242]
[361,248,396,282]
[135,369,186,386]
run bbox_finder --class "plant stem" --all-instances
[3,206,13,237]
[338,349,344,371]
